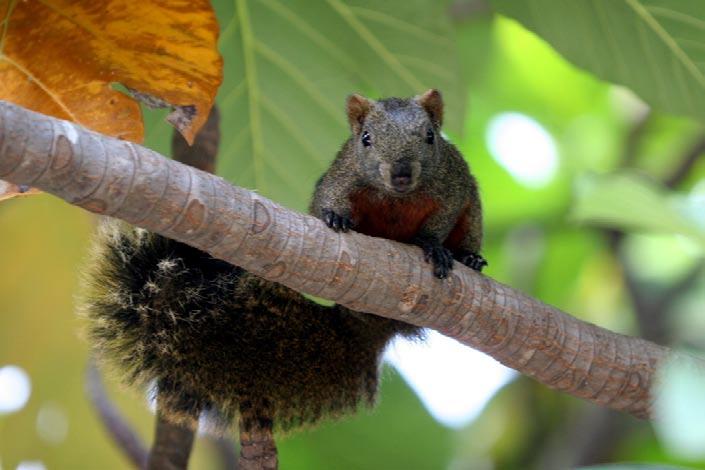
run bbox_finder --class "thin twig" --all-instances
[85,361,149,469]
[622,109,652,167]
[664,134,705,189]
[211,437,239,470]
[171,105,220,173]
[448,0,492,21]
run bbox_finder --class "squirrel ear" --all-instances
[346,94,373,134]
[416,89,443,128]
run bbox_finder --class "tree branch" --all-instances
[1,101,701,419]
[210,437,239,470]
[148,395,197,470]
[538,117,705,469]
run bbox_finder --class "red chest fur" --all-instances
[349,188,440,243]
[349,188,470,250]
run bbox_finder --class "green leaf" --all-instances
[489,0,705,124]
[571,172,705,250]
[653,354,705,461]
[212,0,466,211]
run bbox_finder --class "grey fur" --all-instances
[310,90,484,274]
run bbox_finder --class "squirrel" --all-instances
[79,89,485,451]
[312,89,486,277]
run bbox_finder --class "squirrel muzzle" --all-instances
[383,158,421,194]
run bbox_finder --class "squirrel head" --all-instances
[346,89,444,195]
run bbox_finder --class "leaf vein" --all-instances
[257,0,358,76]
[626,0,705,90]
[236,0,267,194]
[349,6,452,48]
[259,94,328,166]
[646,5,705,32]
[254,40,344,125]
[2,56,81,123]
[325,0,425,91]
[0,0,18,56]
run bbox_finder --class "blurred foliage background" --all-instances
[2,0,705,469]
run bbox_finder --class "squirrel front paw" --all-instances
[321,209,354,232]
[457,251,488,272]
[414,237,454,279]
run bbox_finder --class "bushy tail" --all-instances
[79,218,421,436]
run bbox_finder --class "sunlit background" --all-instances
[2,3,705,470]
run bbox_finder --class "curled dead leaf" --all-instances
[0,0,222,144]
[0,179,41,202]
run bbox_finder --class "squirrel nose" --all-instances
[392,174,411,187]
[391,160,413,191]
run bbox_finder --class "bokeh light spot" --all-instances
[16,462,46,470]
[36,403,69,445]
[0,365,31,414]
[486,112,558,187]
[385,331,515,428]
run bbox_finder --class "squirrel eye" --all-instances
[361,131,372,147]
[426,129,435,145]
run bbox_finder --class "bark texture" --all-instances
[0,100,698,419]
[148,401,196,470]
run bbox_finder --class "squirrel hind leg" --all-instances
[238,399,278,470]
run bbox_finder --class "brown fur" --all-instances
[311,89,485,276]
[80,219,419,435]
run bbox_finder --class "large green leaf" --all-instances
[571,172,705,250]
[490,0,705,124]
[212,0,466,211]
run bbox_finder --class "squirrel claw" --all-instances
[416,238,454,279]
[458,252,488,272]
[322,209,353,232]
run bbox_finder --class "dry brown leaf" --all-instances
[0,179,41,201]
[0,0,222,200]
[0,0,222,142]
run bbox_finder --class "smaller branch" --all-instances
[211,437,239,470]
[658,261,705,311]
[143,105,222,469]
[148,399,197,470]
[84,361,149,469]
[607,227,670,344]
[171,105,220,173]
[622,109,651,168]
[448,0,491,21]
[664,134,705,189]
